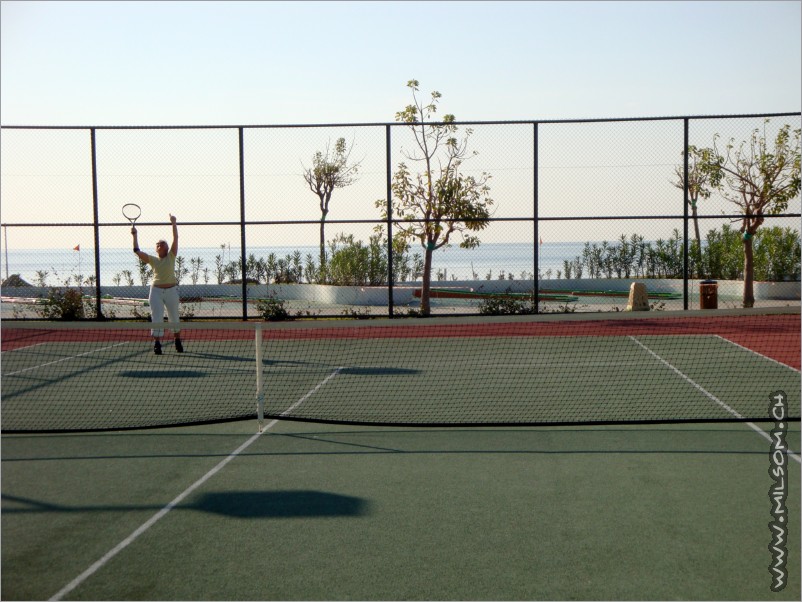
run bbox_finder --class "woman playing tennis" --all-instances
[131,214,183,355]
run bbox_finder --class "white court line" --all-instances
[280,367,343,417]
[630,336,801,464]
[713,334,801,373]
[1,342,47,353]
[4,342,130,377]
[48,367,344,602]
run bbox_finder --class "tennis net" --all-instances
[1,308,799,432]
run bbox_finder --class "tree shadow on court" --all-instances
[119,370,207,378]
[193,490,370,518]
[1,490,370,519]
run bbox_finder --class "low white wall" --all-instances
[2,278,799,305]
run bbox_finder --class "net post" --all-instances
[255,323,265,432]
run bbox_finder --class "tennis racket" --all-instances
[122,203,141,227]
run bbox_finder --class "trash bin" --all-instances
[700,280,718,309]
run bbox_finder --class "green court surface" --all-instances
[261,333,800,424]
[3,318,800,430]
[3,312,800,599]
[2,419,800,600]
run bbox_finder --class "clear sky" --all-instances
[2,0,800,126]
[1,0,800,258]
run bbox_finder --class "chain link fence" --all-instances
[1,113,799,319]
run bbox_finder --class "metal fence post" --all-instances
[533,122,539,314]
[386,124,394,318]
[90,128,104,319]
[239,127,247,319]
[683,118,690,310]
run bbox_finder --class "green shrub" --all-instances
[568,225,800,281]
[255,296,290,321]
[753,226,801,281]
[478,291,536,315]
[702,224,742,280]
[36,287,86,320]
[304,230,422,285]
[327,233,380,286]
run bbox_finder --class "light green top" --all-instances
[147,252,177,286]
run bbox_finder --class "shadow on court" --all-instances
[193,490,369,518]
[119,370,208,378]
[2,490,370,519]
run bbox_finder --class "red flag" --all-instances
[73,244,80,251]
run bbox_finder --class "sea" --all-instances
[2,242,594,286]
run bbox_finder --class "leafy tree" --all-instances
[303,138,362,282]
[671,145,715,274]
[694,121,801,306]
[377,80,493,316]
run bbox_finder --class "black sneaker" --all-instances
[154,340,162,355]
[175,338,183,353]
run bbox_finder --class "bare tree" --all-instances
[303,138,361,282]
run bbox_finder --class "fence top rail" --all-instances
[3,213,801,229]
[3,213,800,229]
[1,112,800,131]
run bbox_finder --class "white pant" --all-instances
[148,285,181,338]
